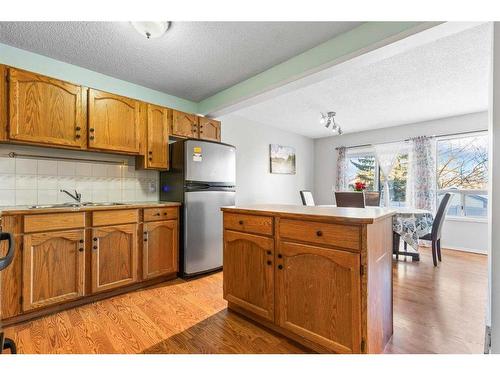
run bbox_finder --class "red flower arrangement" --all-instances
[354,181,366,192]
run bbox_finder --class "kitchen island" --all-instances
[221,204,395,354]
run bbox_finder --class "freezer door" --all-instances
[184,190,235,275]
[185,140,235,184]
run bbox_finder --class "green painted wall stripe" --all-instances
[197,22,427,114]
[0,42,198,113]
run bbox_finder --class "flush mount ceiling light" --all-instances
[131,21,170,39]
[320,111,343,135]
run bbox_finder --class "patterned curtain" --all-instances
[406,136,436,211]
[373,142,405,207]
[335,146,348,191]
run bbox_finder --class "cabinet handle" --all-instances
[155,212,161,216]
[316,230,323,237]
[148,151,153,155]
[278,265,283,270]
[144,238,148,242]
[89,136,95,140]
[148,157,153,161]
[163,212,167,216]
[79,247,84,252]
[79,239,84,243]
[89,128,95,132]
[278,254,282,259]
[93,245,97,250]
[75,126,81,131]
[93,237,97,241]
[238,220,244,225]
[144,231,147,235]
[266,250,271,255]
[267,260,272,266]
[75,134,81,139]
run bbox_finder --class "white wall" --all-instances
[314,111,489,253]
[220,114,314,205]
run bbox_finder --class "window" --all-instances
[436,133,488,218]
[346,151,408,207]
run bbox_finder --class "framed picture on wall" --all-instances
[270,144,296,174]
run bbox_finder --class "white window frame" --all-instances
[435,131,488,218]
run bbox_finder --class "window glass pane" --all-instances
[437,135,488,190]
[346,155,376,191]
[465,193,488,217]
[438,192,461,216]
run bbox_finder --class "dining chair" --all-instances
[300,190,315,206]
[417,193,452,267]
[364,191,381,206]
[334,192,365,208]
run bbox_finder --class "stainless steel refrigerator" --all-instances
[160,139,236,277]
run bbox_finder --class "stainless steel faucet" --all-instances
[60,189,82,203]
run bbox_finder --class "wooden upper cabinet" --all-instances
[198,117,221,142]
[171,110,198,138]
[145,104,170,169]
[275,241,361,354]
[88,89,141,154]
[143,220,178,279]
[223,230,275,321]
[22,230,85,311]
[0,65,7,141]
[91,224,138,293]
[7,68,87,148]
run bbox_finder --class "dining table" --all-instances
[318,205,433,261]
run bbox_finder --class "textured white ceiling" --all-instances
[0,21,362,102]
[233,23,492,138]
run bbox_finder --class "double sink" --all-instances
[29,202,125,209]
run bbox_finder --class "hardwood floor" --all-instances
[1,247,487,354]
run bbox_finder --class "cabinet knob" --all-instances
[89,136,95,140]
[144,238,148,242]
[148,157,153,161]
[163,212,167,216]
[75,126,81,131]
[75,134,81,139]
[144,231,147,235]
[267,260,272,266]
[79,247,84,252]
[266,250,271,255]
[316,230,323,237]
[93,245,97,250]
[278,265,283,270]
[238,220,244,225]
[79,239,84,243]
[278,254,282,259]
[148,151,153,155]
[155,212,161,216]
[89,128,95,132]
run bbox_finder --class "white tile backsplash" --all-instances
[0,155,159,206]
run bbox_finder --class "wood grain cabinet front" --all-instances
[223,230,275,321]
[171,110,198,138]
[91,224,138,293]
[144,104,170,169]
[275,241,362,354]
[198,117,221,142]
[88,89,141,154]
[22,230,86,311]
[7,68,87,148]
[143,220,178,279]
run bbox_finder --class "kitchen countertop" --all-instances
[0,201,181,216]
[221,204,396,224]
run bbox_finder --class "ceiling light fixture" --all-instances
[131,21,170,39]
[320,111,343,135]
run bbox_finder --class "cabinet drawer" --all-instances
[92,209,139,226]
[143,207,178,222]
[279,219,361,252]
[24,212,85,233]
[223,213,273,236]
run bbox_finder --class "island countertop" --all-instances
[221,204,396,224]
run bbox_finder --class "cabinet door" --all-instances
[22,230,85,311]
[91,224,138,293]
[8,68,86,148]
[88,89,140,153]
[143,220,178,279]
[198,117,221,142]
[276,241,362,354]
[146,104,170,169]
[223,230,274,321]
[171,110,198,138]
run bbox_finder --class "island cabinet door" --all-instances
[223,230,275,321]
[143,220,178,279]
[91,224,138,293]
[275,241,362,354]
[22,230,85,311]
[8,68,87,148]
[88,89,141,154]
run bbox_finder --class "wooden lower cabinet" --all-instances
[22,230,85,311]
[91,224,138,293]
[223,230,274,321]
[143,220,178,279]
[276,241,361,354]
